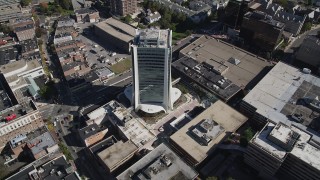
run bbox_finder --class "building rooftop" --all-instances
[273,11,305,35]
[252,121,320,170]
[179,35,272,90]
[251,122,288,160]
[0,88,12,112]
[0,59,42,77]
[0,0,20,6]
[106,101,156,147]
[170,100,247,164]
[94,17,135,43]
[134,29,171,48]
[7,155,79,180]
[78,123,100,141]
[95,67,114,79]
[57,17,75,28]
[173,56,241,101]
[0,43,17,65]
[244,11,285,29]
[9,126,47,149]
[89,136,117,155]
[117,143,198,180]
[0,100,37,129]
[27,131,56,156]
[0,3,24,23]
[242,61,320,142]
[75,7,97,14]
[97,141,138,171]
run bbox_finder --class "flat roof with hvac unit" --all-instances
[172,56,241,101]
[170,100,247,165]
[179,35,272,90]
[117,143,198,180]
[242,62,320,142]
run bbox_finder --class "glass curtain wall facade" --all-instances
[131,29,172,112]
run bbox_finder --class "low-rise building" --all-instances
[295,35,320,71]
[0,3,25,23]
[0,59,45,103]
[95,67,115,83]
[10,17,35,41]
[57,17,75,28]
[74,7,100,23]
[7,155,80,180]
[0,44,18,65]
[19,38,41,61]
[26,131,58,160]
[170,100,247,166]
[97,140,138,173]
[153,0,211,23]
[118,143,198,180]
[77,123,108,147]
[94,18,135,54]
[175,35,272,100]
[54,26,78,45]
[145,11,161,24]
[0,100,44,150]
[106,100,156,148]
[245,122,320,179]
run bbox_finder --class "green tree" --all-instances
[35,28,42,38]
[39,84,53,100]
[21,0,32,7]
[59,0,72,10]
[0,24,12,34]
[186,30,192,35]
[39,3,49,14]
[275,0,288,7]
[302,22,312,32]
[123,15,132,23]
[206,177,218,180]
[240,127,255,147]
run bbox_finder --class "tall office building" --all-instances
[110,0,137,16]
[126,29,181,114]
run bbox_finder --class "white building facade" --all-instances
[130,29,174,113]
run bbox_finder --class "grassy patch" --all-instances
[110,59,132,74]
[172,32,188,44]
[58,142,73,161]
[47,122,54,131]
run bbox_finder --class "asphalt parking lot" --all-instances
[74,22,130,70]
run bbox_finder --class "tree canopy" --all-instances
[21,0,32,7]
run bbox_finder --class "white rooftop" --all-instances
[243,62,320,142]
[253,121,320,170]
[290,126,320,171]
[251,122,288,160]
[106,100,156,147]
[118,118,155,147]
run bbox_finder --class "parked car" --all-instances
[291,113,303,123]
